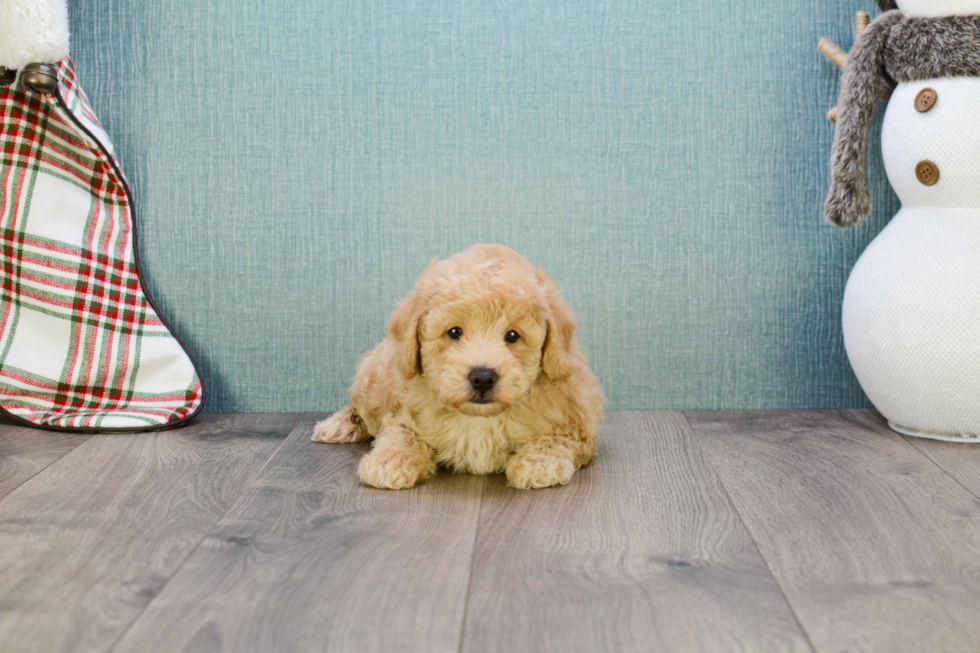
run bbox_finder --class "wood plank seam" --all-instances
[0,427,93,503]
[681,411,820,653]
[687,409,980,652]
[843,409,980,505]
[8,444,87,489]
[457,411,814,653]
[901,441,980,503]
[0,414,307,653]
[107,418,486,652]
[839,409,980,498]
[0,435,101,504]
[102,416,310,653]
[455,475,488,653]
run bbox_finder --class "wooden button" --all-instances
[915,88,937,112]
[915,160,940,186]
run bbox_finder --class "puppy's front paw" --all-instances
[358,447,435,490]
[505,453,574,489]
[312,407,365,443]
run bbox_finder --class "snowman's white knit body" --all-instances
[842,0,980,441]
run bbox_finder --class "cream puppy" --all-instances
[313,244,603,490]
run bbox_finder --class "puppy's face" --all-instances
[388,245,577,417]
[419,294,547,416]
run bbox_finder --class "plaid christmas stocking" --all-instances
[1,15,204,431]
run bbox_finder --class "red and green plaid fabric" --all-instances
[0,59,203,431]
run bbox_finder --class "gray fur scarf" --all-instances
[826,11,980,227]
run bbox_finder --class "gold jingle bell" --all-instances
[21,63,58,94]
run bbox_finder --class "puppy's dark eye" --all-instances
[504,330,520,344]
[447,327,463,340]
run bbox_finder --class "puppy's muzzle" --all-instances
[468,367,498,403]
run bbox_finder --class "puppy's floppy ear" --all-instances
[536,268,577,383]
[388,260,437,378]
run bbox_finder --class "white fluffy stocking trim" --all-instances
[0,0,69,70]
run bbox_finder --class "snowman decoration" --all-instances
[824,0,980,441]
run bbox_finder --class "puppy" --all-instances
[312,244,603,490]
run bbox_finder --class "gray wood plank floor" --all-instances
[461,412,810,653]
[0,418,90,500]
[0,414,299,653]
[2,410,980,652]
[687,410,980,653]
[111,419,485,653]
[850,410,980,501]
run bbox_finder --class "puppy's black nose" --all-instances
[469,367,498,394]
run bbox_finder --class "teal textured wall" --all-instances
[68,0,898,412]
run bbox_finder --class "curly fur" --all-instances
[826,10,980,228]
[313,244,604,490]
